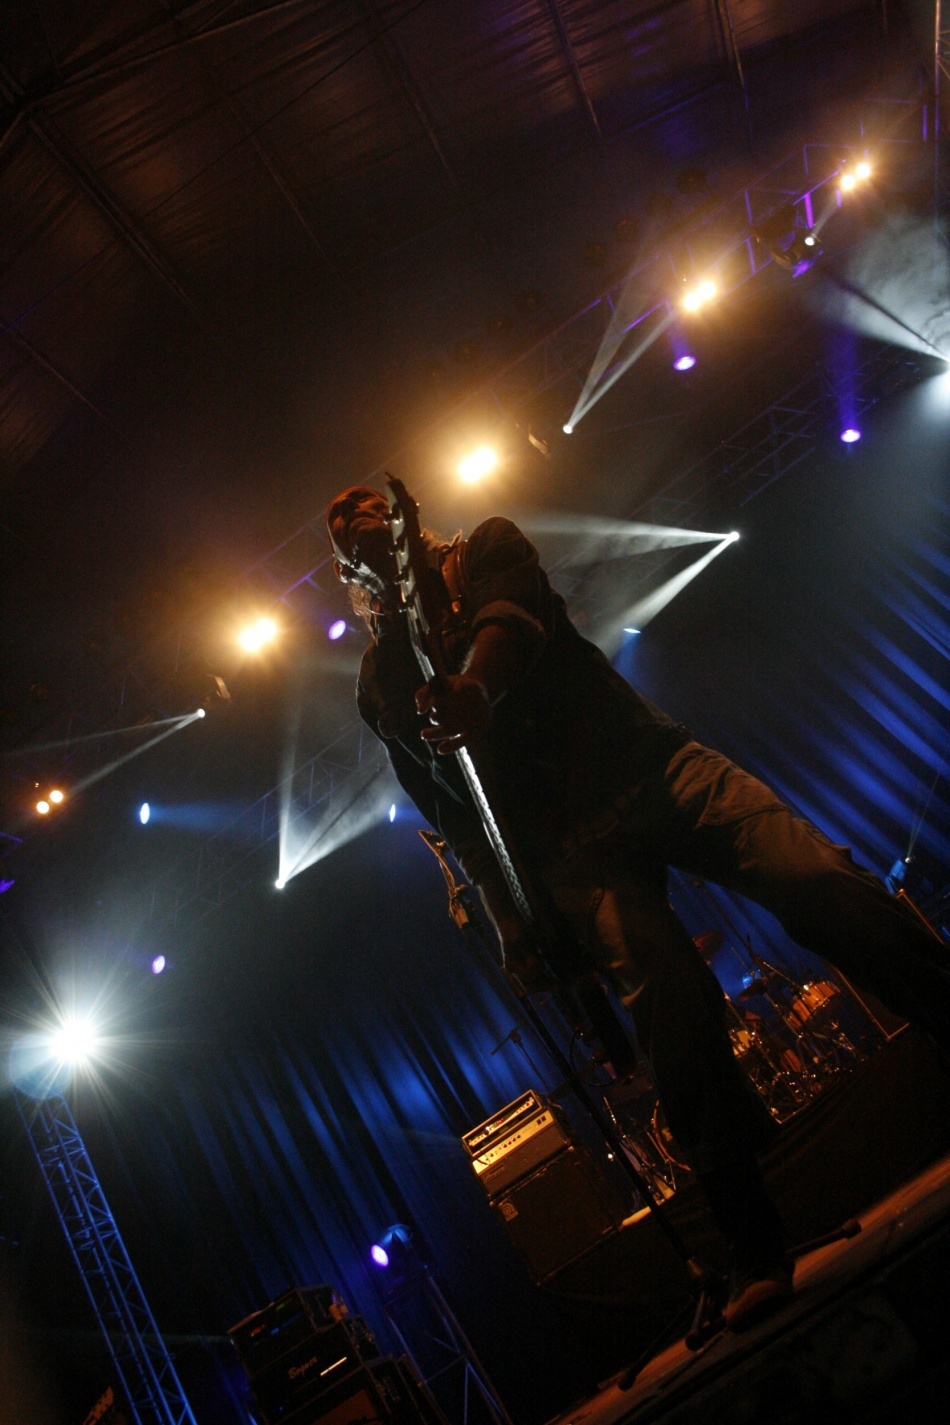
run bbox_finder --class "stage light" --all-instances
[623,628,641,635]
[370,1224,414,1273]
[562,423,573,434]
[681,279,718,314]
[139,802,150,824]
[840,428,861,443]
[458,446,498,484]
[803,232,818,248]
[238,616,278,653]
[275,877,286,890]
[389,804,396,822]
[729,531,740,542]
[36,799,50,815]
[151,955,166,975]
[328,619,346,641]
[673,354,696,371]
[50,1015,99,1067]
[49,789,64,804]
[196,707,206,719]
[854,161,872,181]
[840,172,857,193]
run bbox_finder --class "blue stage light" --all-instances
[139,802,150,824]
[840,428,861,444]
[673,354,696,371]
[151,955,166,975]
[328,619,346,641]
[389,804,396,823]
[370,1244,389,1267]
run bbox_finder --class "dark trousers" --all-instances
[544,742,950,1174]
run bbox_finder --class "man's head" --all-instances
[325,486,397,605]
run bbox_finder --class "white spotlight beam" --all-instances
[278,763,393,884]
[518,511,731,554]
[567,307,674,429]
[69,711,205,797]
[606,535,737,652]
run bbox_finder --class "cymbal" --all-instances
[693,930,723,960]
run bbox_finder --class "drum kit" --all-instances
[605,929,868,1198]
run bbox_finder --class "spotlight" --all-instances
[389,804,396,823]
[328,619,346,641]
[49,789,64,804]
[838,162,872,193]
[370,1224,415,1276]
[681,278,718,314]
[275,877,286,890]
[196,707,207,719]
[623,628,641,635]
[151,955,166,975]
[729,531,740,542]
[673,354,696,371]
[458,446,498,484]
[49,1016,99,1067]
[562,423,574,435]
[36,799,50,815]
[238,617,278,653]
[139,802,150,824]
[840,428,861,443]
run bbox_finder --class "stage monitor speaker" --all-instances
[492,1144,626,1284]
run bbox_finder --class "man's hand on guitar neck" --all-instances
[416,622,528,754]
[416,673,491,755]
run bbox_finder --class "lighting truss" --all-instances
[16,1091,199,1425]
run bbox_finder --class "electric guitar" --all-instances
[386,475,637,1074]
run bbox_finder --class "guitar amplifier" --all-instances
[229,1286,348,1377]
[492,1143,627,1283]
[462,1089,571,1197]
[243,1319,379,1424]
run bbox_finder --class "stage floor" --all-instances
[546,1090,950,1424]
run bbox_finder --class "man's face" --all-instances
[326,487,396,600]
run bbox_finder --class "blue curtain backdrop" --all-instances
[79,388,948,1422]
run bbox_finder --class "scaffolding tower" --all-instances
[16,1090,199,1425]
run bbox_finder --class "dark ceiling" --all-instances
[0,1,941,927]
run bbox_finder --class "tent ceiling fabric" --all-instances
[2,0,861,484]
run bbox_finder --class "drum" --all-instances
[651,1102,691,1172]
[787,979,839,1030]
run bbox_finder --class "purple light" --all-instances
[370,1244,389,1268]
[673,354,696,372]
[151,955,166,975]
[840,428,861,444]
[328,619,346,641]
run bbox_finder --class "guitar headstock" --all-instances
[385,473,443,682]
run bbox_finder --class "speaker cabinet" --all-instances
[492,1145,626,1283]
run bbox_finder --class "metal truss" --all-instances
[16,1090,199,1425]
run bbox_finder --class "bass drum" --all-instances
[651,1102,692,1173]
